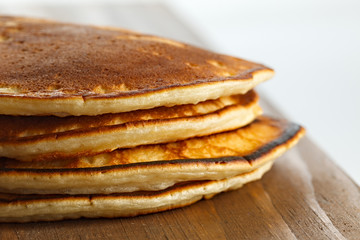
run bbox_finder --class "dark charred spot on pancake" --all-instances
[245,121,302,163]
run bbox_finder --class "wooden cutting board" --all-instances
[0,4,359,239]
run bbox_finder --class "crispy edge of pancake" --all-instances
[0,160,273,223]
[0,69,273,116]
[0,93,262,161]
[0,117,305,194]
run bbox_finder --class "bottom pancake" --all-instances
[0,160,273,223]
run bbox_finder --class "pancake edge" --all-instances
[0,120,305,194]
[0,69,273,116]
[0,160,273,223]
[0,93,262,161]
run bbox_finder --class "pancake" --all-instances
[0,16,274,116]
[0,162,272,223]
[0,91,261,161]
[0,116,305,195]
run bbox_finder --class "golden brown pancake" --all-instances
[0,16,274,116]
[0,163,272,223]
[0,91,261,161]
[0,116,305,195]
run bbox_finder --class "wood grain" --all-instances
[0,4,359,240]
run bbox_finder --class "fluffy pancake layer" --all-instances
[0,91,261,161]
[0,162,273,223]
[0,116,305,195]
[0,16,273,116]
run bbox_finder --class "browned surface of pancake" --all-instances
[0,16,271,98]
[0,116,304,169]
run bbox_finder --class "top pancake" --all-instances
[0,16,274,116]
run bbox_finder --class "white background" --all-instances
[0,0,359,184]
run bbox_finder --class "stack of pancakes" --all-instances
[0,16,305,222]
